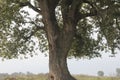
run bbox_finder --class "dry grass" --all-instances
[2,74,120,80]
[74,75,120,80]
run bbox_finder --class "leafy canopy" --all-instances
[0,0,120,59]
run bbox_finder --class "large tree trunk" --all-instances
[49,46,76,80]
[38,1,77,80]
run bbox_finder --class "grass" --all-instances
[2,74,120,80]
[74,75,120,80]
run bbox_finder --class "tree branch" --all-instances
[24,21,45,30]
[23,21,45,42]
[81,10,97,18]
[69,0,82,17]
[31,21,45,30]
[69,0,82,24]
[18,1,41,14]
[28,3,41,14]
[23,28,38,42]
[48,0,61,9]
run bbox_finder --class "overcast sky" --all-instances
[0,52,120,76]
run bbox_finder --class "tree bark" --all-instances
[38,1,77,80]
[49,47,76,80]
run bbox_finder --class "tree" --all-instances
[97,71,104,77]
[0,0,120,80]
[116,68,120,77]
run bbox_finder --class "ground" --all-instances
[1,74,120,80]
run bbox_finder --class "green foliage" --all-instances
[0,0,120,59]
[69,0,120,58]
[0,0,47,59]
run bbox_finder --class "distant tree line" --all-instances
[97,71,104,77]
[0,72,48,80]
[0,68,120,79]
[97,68,120,77]
[116,68,120,77]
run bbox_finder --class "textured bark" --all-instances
[47,19,76,80]
[38,0,77,80]
[47,24,76,80]
[49,48,76,80]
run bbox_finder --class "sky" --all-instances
[0,52,120,76]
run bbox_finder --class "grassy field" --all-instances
[3,74,120,80]
[74,75,120,80]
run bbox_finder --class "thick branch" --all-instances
[48,0,61,9]
[81,11,97,18]
[61,0,73,20]
[28,3,41,14]
[69,0,82,24]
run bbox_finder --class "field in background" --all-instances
[1,74,120,80]
[74,75,120,80]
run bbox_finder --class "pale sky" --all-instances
[0,52,120,76]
